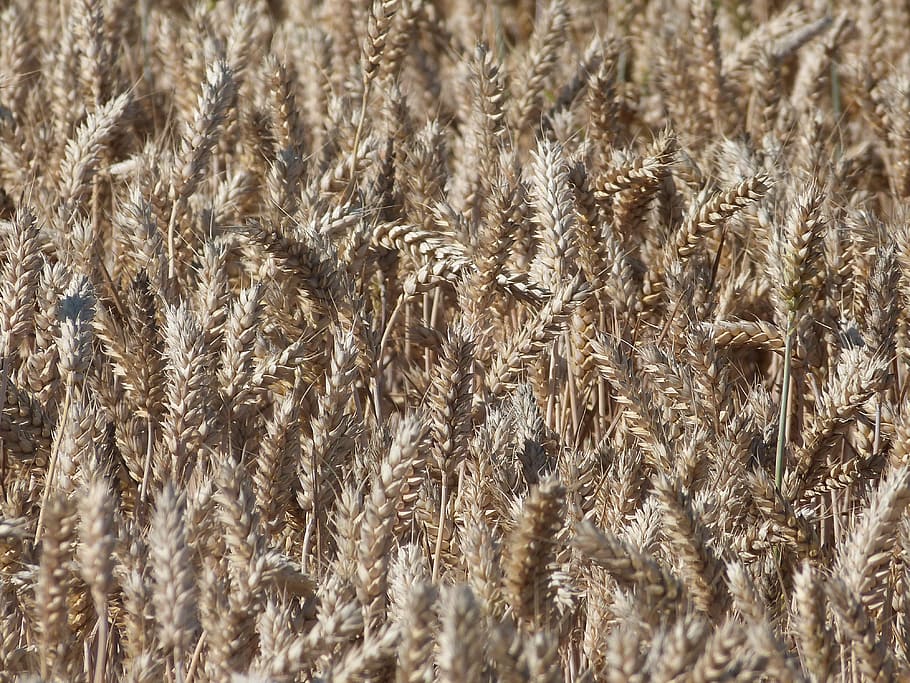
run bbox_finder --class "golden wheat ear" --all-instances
[149,482,197,682]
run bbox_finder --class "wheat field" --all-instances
[1,0,909,680]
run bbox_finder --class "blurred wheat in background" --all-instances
[1,0,910,680]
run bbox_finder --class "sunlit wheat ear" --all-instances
[168,60,236,281]
[356,417,425,627]
[77,474,116,683]
[36,493,75,680]
[56,91,131,222]
[397,582,437,683]
[773,181,826,491]
[150,482,197,679]
[512,0,570,132]
[528,137,578,290]
[791,562,832,682]
[504,477,565,628]
[437,585,484,683]
[652,475,726,619]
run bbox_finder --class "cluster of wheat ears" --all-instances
[3,0,910,680]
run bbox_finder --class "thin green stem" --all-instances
[775,312,796,492]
